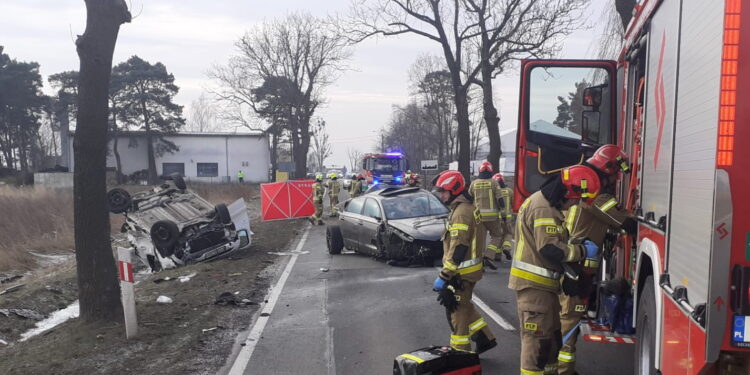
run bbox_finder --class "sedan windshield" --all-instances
[381,192,449,220]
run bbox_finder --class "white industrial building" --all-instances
[66,131,270,183]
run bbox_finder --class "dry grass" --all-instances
[189,182,259,205]
[0,186,75,273]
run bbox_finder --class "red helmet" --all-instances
[357,173,365,180]
[561,165,601,203]
[587,144,630,175]
[492,173,505,183]
[479,161,493,173]
[433,170,465,196]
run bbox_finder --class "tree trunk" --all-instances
[480,62,502,174]
[74,0,130,323]
[141,99,158,184]
[270,127,279,181]
[453,87,471,180]
[615,0,637,31]
[60,106,71,168]
[296,120,311,178]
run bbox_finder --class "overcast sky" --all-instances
[0,0,609,167]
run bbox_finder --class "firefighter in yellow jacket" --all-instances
[431,170,497,354]
[350,174,364,198]
[493,172,514,261]
[509,165,601,375]
[328,173,341,217]
[557,145,637,375]
[309,173,325,225]
[469,161,506,263]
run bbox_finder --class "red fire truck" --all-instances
[361,153,409,185]
[513,0,749,373]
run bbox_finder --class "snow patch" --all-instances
[156,296,173,304]
[19,301,79,342]
[178,272,197,283]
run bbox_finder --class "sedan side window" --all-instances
[346,197,365,214]
[362,199,382,219]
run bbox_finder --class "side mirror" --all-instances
[582,86,603,110]
[237,229,251,248]
[581,111,601,143]
[374,216,382,222]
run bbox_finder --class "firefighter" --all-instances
[493,173,514,261]
[557,145,637,375]
[468,161,505,263]
[328,173,341,217]
[350,174,365,198]
[237,170,245,184]
[509,165,601,375]
[431,170,497,355]
[406,171,420,187]
[309,173,325,225]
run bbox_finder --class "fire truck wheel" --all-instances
[635,275,657,375]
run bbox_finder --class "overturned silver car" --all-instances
[107,174,251,271]
[326,187,448,266]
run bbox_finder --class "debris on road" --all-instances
[215,292,238,306]
[320,268,329,272]
[0,275,22,284]
[153,277,174,284]
[0,338,7,346]
[178,272,197,283]
[0,284,25,295]
[202,327,218,333]
[156,296,173,304]
[0,308,45,320]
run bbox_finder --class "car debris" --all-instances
[0,275,22,284]
[156,296,173,304]
[107,173,253,272]
[0,308,45,321]
[327,187,448,266]
[178,272,197,283]
[0,284,25,296]
[0,338,7,346]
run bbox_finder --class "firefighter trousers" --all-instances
[329,195,339,215]
[558,294,586,375]
[478,219,505,260]
[310,200,323,225]
[516,288,562,375]
[449,280,496,352]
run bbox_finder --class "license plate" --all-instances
[732,315,750,348]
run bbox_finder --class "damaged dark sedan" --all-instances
[326,187,448,266]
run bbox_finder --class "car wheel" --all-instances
[107,188,131,214]
[170,173,187,190]
[326,225,343,255]
[150,220,179,256]
[215,203,232,224]
[635,276,657,375]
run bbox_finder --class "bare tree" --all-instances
[74,0,131,323]
[211,13,352,178]
[348,1,496,178]
[347,147,364,172]
[186,92,217,132]
[464,0,587,173]
[614,0,636,31]
[310,119,333,173]
[595,1,628,59]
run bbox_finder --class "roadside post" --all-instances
[117,247,138,339]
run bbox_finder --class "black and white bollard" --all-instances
[117,247,138,339]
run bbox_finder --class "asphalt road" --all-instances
[234,219,635,375]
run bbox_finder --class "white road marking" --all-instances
[473,295,516,331]
[228,224,311,375]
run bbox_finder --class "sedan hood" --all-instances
[387,216,446,241]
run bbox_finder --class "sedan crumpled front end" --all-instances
[380,215,446,266]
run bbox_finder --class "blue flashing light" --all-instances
[395,177,402,182]
[385,152,403,157]
[373,179,379,185]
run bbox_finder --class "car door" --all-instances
[514,59,618,210]
[340,197,365,251]
[359,198,384,256]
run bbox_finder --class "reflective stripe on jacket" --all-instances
[312,182,324,202]
[469,179,502,222]
[328,180,341,196]
[508,191,584,293]
[499,187,513,220]
[440,197,484,283]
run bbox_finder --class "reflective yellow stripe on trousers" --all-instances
[521,369,544,375]
[558,350,575,363]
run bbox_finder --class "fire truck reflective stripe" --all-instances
[520,369,544,375]
[582,334,636,344]
[469,318,487,334]
[558,351,575,362]
[398,354,424,363]
[534,218,556,227]
[450,224,469,231]
[598,198,618,212]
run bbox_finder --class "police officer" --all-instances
[509,165,601,375]
[469,161,506,263]
[493,173,514,260]
[557,145,637,375]
[432,170,497,354]
[309,173,325,225]
[328,173,341,216]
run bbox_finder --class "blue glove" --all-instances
[433,276,447,292]
[584,240,599,259]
